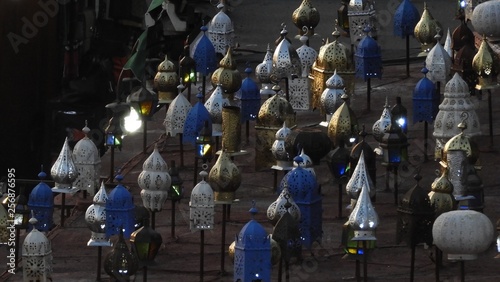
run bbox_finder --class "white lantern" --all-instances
[164,84,192,137]
[138,146,171,212]
[271,122,293,168]
[267,186,301,226]
[85,182,112,247]
[205,84,230,134]
[73,123,101,196]
[23,217,53,282]
[372,97,392,142]
[425,31,452,86]
[208,3,234,55]
[346,151,375,208]
[189,170,215,231]
[51,137,79,193]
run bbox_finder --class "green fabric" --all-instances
[123,29,148,80]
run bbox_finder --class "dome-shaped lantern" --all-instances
[414,3,443,54]
[354,27,382,81]
[433,210,494,260]
[271,122,293,168]
[267,186,301,226]
[471,0,500,42]
[189,170,215,231]
[292,0,320,37]
[290,31,318,110]
[413,66,439,124]
[328,94,359,148]
[205,84,230,135]
[72,122,101,196]
[348,182,379,241]
[85,182,112,246]
[452,12,474,54]
[429,167,455,217]
[154,54,179,104]
[345,151,376,208]
[350,126,377,187]
[28,171,54,232]
[234,203,272,282]
[22,216,52,282]
[208,150,242,203]
[310,27,355,111]
[393,0,420,38]
[103,230,138,281]
[347,0,377,45]
[425,30,452,87]
[255,87,297,170]
[472,36,500,90]
[106,175,135,239]
[211,47,242,97]
[208,3,235,56]
[320,69,345,126]
[255,44,275,96]
[235,67,261,123]
[138,146,171,213]
[278,156,322,250]
[183,92,212,145]
[193,25,218,77]
[396,174,434,248]
[433,73,481,159]
[164,84,192,137]
[51,137,78,193]
[372,97,392,142]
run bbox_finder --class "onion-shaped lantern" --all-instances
[138,146,171,212]
[347,0,377,45]
[72,122,101,196]
[271,122,293,168]
[267,186,301,226]
[164,84,192,137]
[106,175,135,239]
[346,151,376,207]
[189,170,215,231]
[278,156,322,250]
[154,54,179,104]
[471,0,500,42]
[429,167,455,217]
[183,92,212,145]
[393,0,420,38]
[104,230,138,281]
[414,3,443,54]
[320,70,345,125]
[208,150,242,203]
[354,27,382,81]
[22,216,52,282]
[413,66,439,124]
[425,30,452,86]
[234,203,271,282]
[292,0,320,37]
[51,137,78,193]
[211,47,242,96]
[208,3,235,56]
[328,94,358,148]
[235,67,261,123]
[372,97,392,142]
[85,182,112,246]
[255,44,275,96]
[205,85,230,134]
[28,171,54,232]
[472,36,500,90]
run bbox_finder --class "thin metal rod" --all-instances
[151,211,156,229]
[363,241,367,282]
[424,121,429,162]
[200,230,205,282]
[171,200,176,238]
[285,77,290,102]
[366,78,371,111]
[180,134,184,167]
[97,246,102,281]
[285,262,290,282]
[246,120,250,145]
[143,118,148,154]
[143,265,148,282]
[338,182,343,218]
[394,166,399,205]
[61,193,66,227]
[410,245,415,282]
[406,35,410,78]
[278,258,283,282]
[193,158,199,187]
[356,259,361,282]
[202,76,206,103]
[220,204,227,275]
[488,90,493,147]
[460,261,465,282]
[435,245,440,282]
[109,146,115,182]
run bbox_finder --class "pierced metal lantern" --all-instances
[128,86,158,120]
[292,0,320,37]
[472,36,500,90]
[106,175,135,239]
[414,3,443,54]
[293,148,316,176]
[425,31,452,86]
[271,24,302,83]
[328,94,358,148]
[255,44,275,96]
[320,69,345,125]
[433,210,494,260]
[289,32,317,110]
[221,106,241,153]
[51,137,78,193]
[234,203,272,282]
[391,96,408,134]
[350,126,376,187]
[168,160,183,201]
[15,190,30,229]
[208,150,242,203]
[130,219,163,265]
[0,203,7,243]
[271,122,293,167]
[429,166,455,217]
[104,230,138,281]
[372,97,392,142]
[196,120,214,162]
[413,66,439,124]
[85,182,112,247]
[192,25,218,77]
[272,199,302,264]
[267,186,301,226]
[22,217,52,282]
[346,151,376,207]
[347,0,377,45]
[104,116,123,150]
[433,73,481,159]
[189,170,215,231]
[278,156,322,250]
[444,28,453,58]
[164,84,192,137]
[205,85,230,134]
[72,122,101,196]
[396,174,434,247]
[28,171,54,232]
[354,28,382,81]
[326,140,350,180]
[138,146,171,212]
[179,43,197,86]
[154,54,179,104]
[235,67,261,123]
[183,92,212,145]
[348,182,379,241]
[380,120,409,166]
[393,0,420,38]
[211,47,242,96]
[471,0,500,42]
[208,3,235,56]
[452,12,474,54]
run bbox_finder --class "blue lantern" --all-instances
[234,202,271,282]
[28,171,53,232]
[183,92,212,145]
[235,67,261,123]
[413,66,439,124]
[193,26,217,76]
[355,28,382,81]
[278,156,322,250]
[106,175,135,239]
[393,0,420,37]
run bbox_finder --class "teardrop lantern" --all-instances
[138,146,172,212]
[51,137,78,193]
[208,150,242,203]
[154,54,179,104]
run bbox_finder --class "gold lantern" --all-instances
[211,47,242,98]
[292,0,320,37]
[208,150,242,203]
[328,94,358,148]
[154,55,179,104]
[428,166,455,217]
[414,3,443,55]
[472,36,500,90]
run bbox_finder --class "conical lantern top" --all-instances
[267,186,301,225]
[51,137,78,192]
[393,0,420,38]
[346,150,375,201]
[211,47,242,93]
[372,97,392,142]
[414,2,443,53]
[472,36,499,89]
[348,182,379,241]
[328,94,358,148]
[255,44,274,84]
[292,0,320,37]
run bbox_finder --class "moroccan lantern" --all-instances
[320,70,345,126]
[28,171,54,232]
[154,54,178,104]
[267,186,301,226]
[85,182,112,247]
[207,2,235,56]
[414,3,443,54]
[72,122,101,196]
[106,175,135,239]
[208,150,242,203]
[347,0,377,45]
[328,94,358,148]
[292,0,320,37]
[22,216,52,282]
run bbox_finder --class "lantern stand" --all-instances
[129,87,159,154]
[14,188,30,268]
[326,139,350,219]
[168,160,183,239]
[130,217,163,282]
[393,0,420,78]
[193,120,214,187]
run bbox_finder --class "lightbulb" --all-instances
[124,107,142,133]
[397,117,406,127]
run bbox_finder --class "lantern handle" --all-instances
[201,163,209,171]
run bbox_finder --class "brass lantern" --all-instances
[104,230,139,281]
[292,0,320,37]
[327,94,358,148]
[211,47,242,97]
[414,2,443,55]
[154,55,179,104]
[208,150,242,203]
[428,167,455,217]
[472,36,500,90]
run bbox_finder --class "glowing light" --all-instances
[124,107,142,133]
[397,117,406,127]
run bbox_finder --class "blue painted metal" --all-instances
[28,171,54,232]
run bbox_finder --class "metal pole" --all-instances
[460,261,465,282]
[109,146,115,182]
[246,120,250,145]
[278,258,283,282]
[171,200,176,238]
[143,118,148,154]
[338,182,343,218]
[220,204,227,275]
[143,265,148,282]
[394,166,399,205]
[406,35,410,78]
[363,241,367,282]
[61,193,66,227]
[151,211,156,230]
[202,76,206,103]
[180,134,184,167]
[193,158,199,187]
[200,230,205,282]
[435,246,440,282]
[410,245,415,282]
[285,77,290,102]
[366,78,371,112]
[488,90,493,147]
[356,259,360,282]
[424,121,429,162]
[97,246,102,281]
